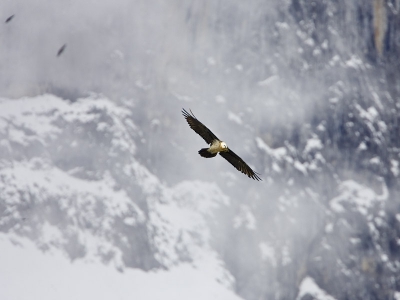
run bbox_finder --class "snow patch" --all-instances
[369,156,381,165]
[330,180,388,215]
[235,64,243,71]
[256,137,287,161]
[344,55,363,69]
[216,95,226,103]
[356,104,379,123]
[294,161,308,175]
[395,291,400,300]
[233,205,256,230]
[304,136,323,153]
[296,277,337,300]
[259,242,276,267]
[357,142,367,151]
[258,75,279,87]
[207,57,216,65]
[391,159,399,177]
[227,111,243,125]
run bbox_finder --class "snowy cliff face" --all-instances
[2,1,400,300]
[0,95,234,286]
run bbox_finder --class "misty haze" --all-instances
[1,1,400,299]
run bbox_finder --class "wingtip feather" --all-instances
[253,171,262,181]
[182,108,197,120]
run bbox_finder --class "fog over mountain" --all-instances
[1,1,400,299]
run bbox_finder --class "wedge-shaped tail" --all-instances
[198,148,217,158]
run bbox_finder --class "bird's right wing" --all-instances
[219,149,262,181]
[182,108,219,144]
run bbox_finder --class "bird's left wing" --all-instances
[182,108,219,144]
[219,149,262,181]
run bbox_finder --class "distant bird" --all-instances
[182,108,261,181]
[5,15,14,23]
[57,44,67,57]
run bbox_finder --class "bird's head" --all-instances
[220,141,228,151]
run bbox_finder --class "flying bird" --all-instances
[182,108,261,181]
[57,44,67,57]
[5,15,14,23]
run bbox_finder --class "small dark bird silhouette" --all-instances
[57,44,67,57]
[5,15,14,23]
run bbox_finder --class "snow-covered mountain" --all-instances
[1,1,400,299]
[0,95,238,298]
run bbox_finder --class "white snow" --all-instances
[356,104,379,123]
[275,22,290,30]
[256,137,287,161]
[272,162,281,173]
[304,136,323,153]
[216,95,226,103]
[296,277,337,300]
[207,57,216,65]
[391,159,399,177]
[256,137,311,175]
[0,235,242,300]
[317,123,326,131]
[329,55,341,66]
[371,91,384,110]
[146,179,233,282]
[235,64,243,71]
[329,97,339,104]
[313,48,322,56]
[330,180,388,215]
[0,94,136,153]
[304,38,315,46]
[259,242,276,267]
[344,55,363,69]
[321,39,328,49]
[233,205,257,230]
[367,107,379,120]
[369,156,381,165]
[357,142,367,151]
[111,49,124,60]
[294,161,308,175]
[258,75,279,87]
[172,91,193,102]
[395,214,400,222]
[227,111,243,125]
[0,161,142,220]
[395,291,400,300]
[325,223,334,233]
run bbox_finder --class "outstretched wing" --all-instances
[182,108,219,144]
[219,150,262,181]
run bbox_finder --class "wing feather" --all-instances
[219,150,262,181]
[182,108,219,144]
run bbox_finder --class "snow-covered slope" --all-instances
[0,95,237,298]
[0,234,241,300]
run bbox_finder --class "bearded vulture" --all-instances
[182,108,261,181]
